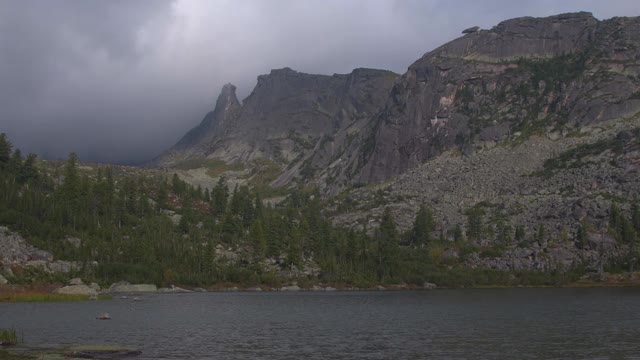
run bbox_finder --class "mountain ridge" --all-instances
[155,12,640,197]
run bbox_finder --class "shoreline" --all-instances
[2,274,640,302]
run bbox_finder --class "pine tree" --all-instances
[157,180,169,210]
[171,173,183,196]
[609,202,623,239]
[622,219,636,245]
[576,223,587,249]
[61,152,81,227]
[19,153,38,183]
[8,149,23,174]
[212,177,228,215]
[249,220,266,258]
[632,200,640,234]
[453,224,464,242]
[229,184,241,215]
[410,204,435,246]
[286,226,303,269]
[375,207,400,281]
[254,192,264,221]
[0,133,12,166]
[496,221,512,243]
[466,207,485,242]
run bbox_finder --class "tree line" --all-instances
[1,132,637,288]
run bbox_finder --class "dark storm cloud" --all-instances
[0,0,638,164]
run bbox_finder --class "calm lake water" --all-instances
[1,288,640,359]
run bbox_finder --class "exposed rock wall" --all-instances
[0,226,84,276]
[358,12,640,183]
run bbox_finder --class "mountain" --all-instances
[152,12,640,273]
[358,12,640,183]
[154,67,398,190]
[157,12,639,195]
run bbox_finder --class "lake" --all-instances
[1,288,640,359]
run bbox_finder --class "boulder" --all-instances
[0,274,8,285]
[30,250,54,262]
[96,313,111,320]
[54,285,97,296]
[47,260,74,273]
[193,287,207,292]
[280,285,301,292]
[27,260,50,271]
[89,282,101,291]
[170,214,182,226]
[69,277,84,286]
[462,26,480,34]
[586,232,617,251]
[423,282,437,290]
[64,237,82,249]
[325,286,337,291]
[108,281,157,293]
[544,247,581,269]
[158,285,192,293]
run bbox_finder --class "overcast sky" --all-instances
[0,0,638,164]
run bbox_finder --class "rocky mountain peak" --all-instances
[159,83,242,155]
[213,83,241,118]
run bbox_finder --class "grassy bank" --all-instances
[0,351,31,359]
[0,292,112,302]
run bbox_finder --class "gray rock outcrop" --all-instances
[69,277,84,286]
[158,285,192,293]
[108,281,158,293]
[0,227,87,274]
[54,285,97,296]
[280,285,301,292]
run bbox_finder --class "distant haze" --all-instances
[1,0,638,164]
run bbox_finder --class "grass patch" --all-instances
[171,158,244,176]
[0,292,112,302]
[250,159,282,180]
[206,161,244,178]
[0,350,32,359]
[0,328,18,345]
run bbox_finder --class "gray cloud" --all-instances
[0,0,638,164]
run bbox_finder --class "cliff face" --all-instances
[155,67,398,187]
[358,12,640,183]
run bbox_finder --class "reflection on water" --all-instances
[1,288,640,359]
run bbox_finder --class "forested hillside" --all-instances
[2,132,639,289]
